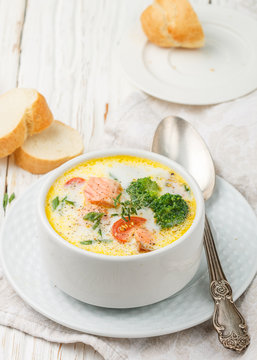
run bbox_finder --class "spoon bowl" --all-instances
[152,116,215,200]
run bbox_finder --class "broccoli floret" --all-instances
[151,193,189,229]
[126,177,160,209]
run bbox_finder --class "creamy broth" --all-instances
[45,156,196,256]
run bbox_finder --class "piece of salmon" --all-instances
[84,177,122,207]
[134,228,155,251]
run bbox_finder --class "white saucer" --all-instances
[120,6,257,105]
[1,176,257,338]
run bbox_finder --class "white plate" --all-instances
[120,6,257,105]
[1,176,257,338]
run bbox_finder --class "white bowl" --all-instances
[37,148,205,308]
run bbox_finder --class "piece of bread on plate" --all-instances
[14,120,84,174]
[140,0,204,48]
[0,88,53,158]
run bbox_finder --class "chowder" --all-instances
[46,155,196,256]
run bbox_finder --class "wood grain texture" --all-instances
[0,0,137,358]
[0,325,103,360]
[0,0,209,359]
[0,0,26,226]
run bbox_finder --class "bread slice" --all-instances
[140,0,204,48]
[14,120,84,174]
[0,88,53,158]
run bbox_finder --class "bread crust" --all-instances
[14,147,83,174]
[0,88,53,158]
[140,0,204,48]
[14,120,84,174]
[0,118,27,158]
[26,91,53,135]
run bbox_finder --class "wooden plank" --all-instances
[0,0,26,92]
[0,325,25,360]
[0,325,104,360]
[0,0,26,225]
[0,0,28,358]
[4,0,151,205]
[0,158,7,226]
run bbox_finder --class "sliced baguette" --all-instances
[14,120,84,174]
[0,88,53,158]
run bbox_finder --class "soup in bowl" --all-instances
[38,149,204,308]
[46,155,196,256]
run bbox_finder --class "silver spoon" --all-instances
[152,116,250,352]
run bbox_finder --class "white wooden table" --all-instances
[0,0,209,358]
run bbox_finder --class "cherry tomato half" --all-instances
[65,177,86,186]
[111,216,146,243]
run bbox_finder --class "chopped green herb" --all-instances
[113,193,121,207]
[52,196,60,210]
[112,178,160,221]
[3,192,16,211]
[120,200,137,221]
[127,177,160,209]
[80,240,93,245]
[52,195,75,210]
[98,228,102,237]
[61,196,75,207]
[65,199,75,206]
[92,222,100,230]
[84,212,104,222]
[84,212,104,230]
[3,193,8,210]
[111,213,119,217]
[151,193,189,229]
[184,184,190,192]
[80,239,112,245]
[8,192,15,204]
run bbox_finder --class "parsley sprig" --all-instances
[120,200,137,221]
[112,193,137,222]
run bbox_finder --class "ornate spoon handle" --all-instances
[204,216,250,352]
